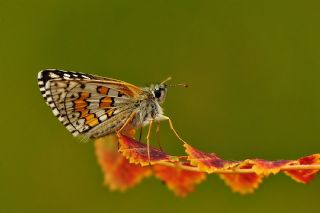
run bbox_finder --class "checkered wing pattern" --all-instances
[38,69,143,138]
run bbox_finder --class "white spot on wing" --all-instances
[88,102,99,109]
[38,72,43,79]
[52,108,59,116]
[57,82,68,87]
[69,82,78,87]
[72,131,79,136]
[75,119,85,126]
[49,72,60,78]
[66,124,75,131]
[99,114,107,121]
[108,89,118,96]
[95,110,105,117]
[65,102,73,108]
[83,125,90,130]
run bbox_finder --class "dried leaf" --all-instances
[95,134,151,191]
[184,143,237,173]
[285,154,320,184]
[95,131,320,196]
[153,164,207,197]
[220,162,263,194]
[118,134,178,166]
[251,159,291,176]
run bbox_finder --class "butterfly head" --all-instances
[150,77,188,104]
[151,84,168,104]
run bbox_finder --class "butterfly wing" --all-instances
[38,69,143,138]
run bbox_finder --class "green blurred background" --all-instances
[1,0,320,212]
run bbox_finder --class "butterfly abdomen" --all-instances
[133,99,164,127]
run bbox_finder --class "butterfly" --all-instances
[38,69,187,159]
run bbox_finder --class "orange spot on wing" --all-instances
[97,86,109,95]
[87,118,99,127]
[74,93,90,109]
[84,113,95,121]
[100,97,113,108]
[107,109,114,117]
[80,92,90,98]
[74,100,87,109]
[79,109,89,118]
[84,114,99,127]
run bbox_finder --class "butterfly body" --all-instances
[38,69,167,139]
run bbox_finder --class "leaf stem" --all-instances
[156,162,320,174]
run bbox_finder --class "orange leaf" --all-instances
[153,164,207,197]
[95,135,151,191]
[184,143,237,173]
[251,159,291,176]
[118,134,178,166]
[220,162,263,194]
[285,154,320,184]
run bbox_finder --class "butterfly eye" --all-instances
[154,89,162,98]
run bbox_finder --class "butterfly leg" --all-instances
[139,126,143,142]
[117,111,137,134]
[160,115,188,144]
[116,111,137,150]
[146,119,154,164]
[156,121,163,151]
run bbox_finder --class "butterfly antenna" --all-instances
[161,76,172,84]
[167,83,189,88]
[161,76,188,88]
